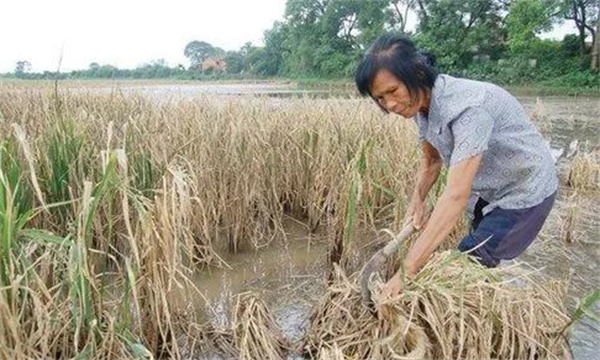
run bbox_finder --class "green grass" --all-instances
[0,142,34,294]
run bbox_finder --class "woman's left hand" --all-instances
[378,274,403,319]
[381,273,403,299]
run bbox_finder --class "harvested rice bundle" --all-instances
[303,251,571,360]
[232,292,292,360]
[302,264,430,360]
[405,251,570,360]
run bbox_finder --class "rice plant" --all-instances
[1,84,582,359]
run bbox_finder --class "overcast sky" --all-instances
[0,0,578,73]
[0,0,287,72]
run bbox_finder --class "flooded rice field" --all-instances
[3,80,597,359]
[125,82,597,359]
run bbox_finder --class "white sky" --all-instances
[0,0,287,72]
[0,0,579,73]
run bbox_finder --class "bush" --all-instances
[539,70,600,88]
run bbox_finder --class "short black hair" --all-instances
[355,36,438,110]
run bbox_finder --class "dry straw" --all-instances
[190,291,292,360]
[190,322,239,359]
[566,151,600,191]
[561,194,580,244]
[303,263,430,359]
[303,251,571,360]
[232,292,292,360]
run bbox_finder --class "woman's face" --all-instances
[370,69,426,118]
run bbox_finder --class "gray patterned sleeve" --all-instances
[450,107,494,166]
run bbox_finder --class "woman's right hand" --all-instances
[404,195,428,230]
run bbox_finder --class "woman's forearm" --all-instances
[403,189,469,276]
[414,159,442,201]
[403,154,482,277]
[411,141,442,204]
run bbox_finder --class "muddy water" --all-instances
[196,201,599,359]
[194,218,329,343]
[522,187,600,360]
[518,94,599,360]
[520,96,600,152]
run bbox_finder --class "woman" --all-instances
[355,36,558,297]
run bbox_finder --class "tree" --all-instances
[562,33,583,56]
[284,0,330,75]
[414,0,505,70]
[506,0,557,56]
[225,50,245,74]
[15,60,32,77]
[184,41,217,69]
[282,0,394,76]
[355,0,390,48]
[214,47,226,58]
[226,42,259,74]
[244,22,289,76]
[385,0,417,34]
[285,0,328,26]
[560,0,600,56]
[592,17,600,69]
[96,64,118,78]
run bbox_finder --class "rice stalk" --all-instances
[303,251,571,360]
[12,123,46,210]
[328,140,372,271]
[232,291,292,360]
[302,264,430,360]
[188,322,238,359]
[562,196,580,244]
[39,115,88,229]
[0,87,463,359]
[563,290,600,332]
[566,151,600,191]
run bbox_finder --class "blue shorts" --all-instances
[458,191,557,267]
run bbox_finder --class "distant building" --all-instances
[201,58,227,72]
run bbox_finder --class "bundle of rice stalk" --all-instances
[407,251,570,359]
[303,251,571,360]
[302,264,430,360]
[232,292,292,360]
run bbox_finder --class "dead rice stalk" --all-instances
[12,123,47,210]
[566,151,600,191]
[232,291,292,360]
[303,251,570,360]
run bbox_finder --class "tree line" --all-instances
[7,0,600,88]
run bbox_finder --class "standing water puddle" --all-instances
[193,218,329,346]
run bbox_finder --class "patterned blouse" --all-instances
[415,74,558,215]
